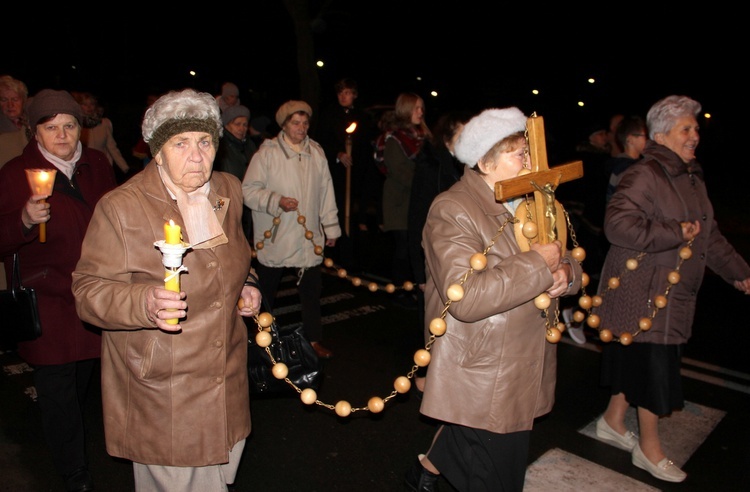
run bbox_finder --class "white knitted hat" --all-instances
[454,107,527,167]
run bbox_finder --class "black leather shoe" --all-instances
[64,466,94,492]
[404,457,439,492]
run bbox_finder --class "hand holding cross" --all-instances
[494,114,583,250]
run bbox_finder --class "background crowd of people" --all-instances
[2,70,749,492]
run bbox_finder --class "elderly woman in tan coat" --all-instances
[72,89,261,492]
[406,107,582,492]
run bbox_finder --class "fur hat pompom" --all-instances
[454,107,527,167]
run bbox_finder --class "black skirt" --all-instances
[600,341,685,415]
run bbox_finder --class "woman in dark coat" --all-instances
[594,95,750,483]
[0,89,117,491]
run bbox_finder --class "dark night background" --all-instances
[4,2,744,211]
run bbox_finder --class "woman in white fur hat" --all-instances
[405,107,582,492]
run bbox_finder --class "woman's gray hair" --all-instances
[646,95,701,139]
[142,88,223,155]
[0,75,28,100]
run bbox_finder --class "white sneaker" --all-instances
[562,308,586,345]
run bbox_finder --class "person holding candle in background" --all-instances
[314,77,379,271]
[0,89,117,492]
[71,88,261,492]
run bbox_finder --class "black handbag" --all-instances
[0,253,42,344]
[246,284,322,394]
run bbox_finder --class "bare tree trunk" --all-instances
[282,0,321,116]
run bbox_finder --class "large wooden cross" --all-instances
[494,113,583,250]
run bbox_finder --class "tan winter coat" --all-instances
[72,163,253,466]
[242,131,340,268]
[420,168,582,434]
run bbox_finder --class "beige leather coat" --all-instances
[72,163,253,466]
[420,168,582,434]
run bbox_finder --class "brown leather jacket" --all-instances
[420,168,582,434]
[72,163,253,466]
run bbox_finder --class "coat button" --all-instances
[214,340,223,348]
[215,377,223,384]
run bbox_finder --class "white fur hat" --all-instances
[454,107,527,167]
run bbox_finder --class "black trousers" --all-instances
[426,424,530,492]
[253,263,324,342]
[33,358,97,477]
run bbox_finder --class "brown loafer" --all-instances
[311,341,333,359]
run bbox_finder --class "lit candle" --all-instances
[163,219,182,324]
[344,122,357,157]
[164,268,180,325]
[164,220,181,245]
[25,169,57,243]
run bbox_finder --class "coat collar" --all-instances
[141,162,231,234]
[643,140,704,178]
[461,166,512,218]
[276,131,310,160]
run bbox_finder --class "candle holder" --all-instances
[25,169,57,243]
[154,240,190,325]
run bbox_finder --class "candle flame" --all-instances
[169,219,176,227]
[345,122,357,134]
[26,168,57,196]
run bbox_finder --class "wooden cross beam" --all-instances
[494,113,584,247]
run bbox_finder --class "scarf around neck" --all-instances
[157,165,227,249]
[374,126,427,163]
[37,141,82,180]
